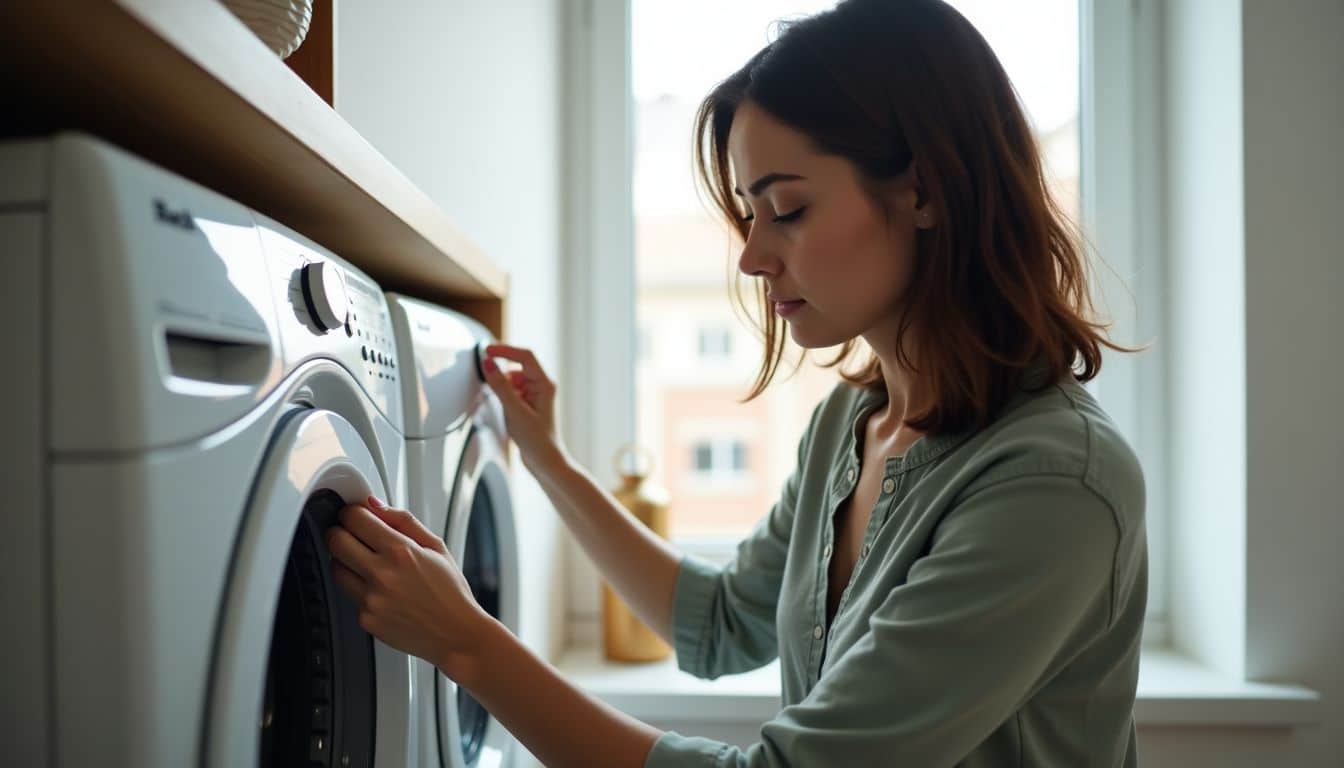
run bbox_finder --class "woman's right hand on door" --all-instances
[479,343,567,475]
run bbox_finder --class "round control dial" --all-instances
[300,261,349,333]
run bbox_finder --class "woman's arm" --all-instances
[447,617,664,768]
[529,449,683,641]
[482,345,683,642]
[327,498,665,767]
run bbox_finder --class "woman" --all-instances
[326,0,1147,765]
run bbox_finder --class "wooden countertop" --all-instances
[0,0,507,336]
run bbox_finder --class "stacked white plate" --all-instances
[221,0,314,59]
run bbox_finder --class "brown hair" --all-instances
[693,0,1132,434]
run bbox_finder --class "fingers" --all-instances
[480,353,526,408]
[330,559,368,602]
[484,344,554,390]
[365,495,447,554]
[339,504,409,553]
[506,370,544,403]
[327,524,378,578]
[484,344,554,402]
[483,343,543,372]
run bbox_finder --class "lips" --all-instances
[771,297,806,317]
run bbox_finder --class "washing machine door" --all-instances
[437,423,519,768]
[206,407,413,768]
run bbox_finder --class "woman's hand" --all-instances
[480,343,566,475]
[326,495,494,678]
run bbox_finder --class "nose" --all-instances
[737,232,780,279]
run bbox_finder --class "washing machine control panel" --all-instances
[255,215,403,426]
[339,269,400,387]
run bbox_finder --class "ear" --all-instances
[913,202,937,229]
[881,161,935,229]
[909,161,937,229]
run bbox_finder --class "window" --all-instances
[690,437,749,477]
[692,442,714,472]
[572,0,1160,629]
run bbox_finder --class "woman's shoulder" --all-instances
[955,376,1145,518]
[798,377,1144,518]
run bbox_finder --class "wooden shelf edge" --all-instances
[0,0,507,335]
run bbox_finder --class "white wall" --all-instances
[1239,0,1344,762]
[333,0,568,664]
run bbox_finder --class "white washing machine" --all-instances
[385,294,520,768]
[0,133,418,767]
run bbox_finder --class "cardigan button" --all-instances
[813,625,824,640]
[882,477,896,494]
[845,467,856,483]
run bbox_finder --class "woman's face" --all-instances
[727,100,932,350]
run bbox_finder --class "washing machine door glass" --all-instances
[457,487,500,764]
[207,407,410,768]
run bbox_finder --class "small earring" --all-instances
[916,210,932,227]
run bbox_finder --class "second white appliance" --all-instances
[386,294,522,768]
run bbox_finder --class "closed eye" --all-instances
[740,206,806,225]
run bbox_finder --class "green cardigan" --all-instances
[646,373,1147,767]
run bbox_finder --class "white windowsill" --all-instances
[556,644,1321,728]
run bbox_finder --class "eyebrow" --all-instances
[733,172,807,198]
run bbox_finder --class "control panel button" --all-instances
[299,261,349,333]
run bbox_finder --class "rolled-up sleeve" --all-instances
[669,398,829,681]
[646,474,1121,768]
[670,461,802,680]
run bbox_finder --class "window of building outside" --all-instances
[691,438,750,476]
[632,0,1080,552]
[693,442,714,473]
